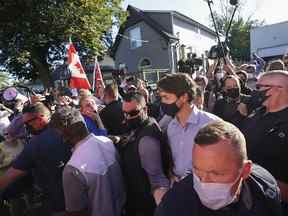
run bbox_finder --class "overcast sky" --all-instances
[122,0,288,27]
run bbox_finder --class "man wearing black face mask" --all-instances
[120,92,170,216]
[99,83,127,135]
[157,73,220,179]
[213,75,250,128]
[241,70,288,214]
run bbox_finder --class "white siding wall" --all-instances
[251,21,288,58]
[172,17,216,57]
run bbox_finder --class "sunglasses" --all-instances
[255,84,283,90]
[24,116,38,125]
[123,109,141,118]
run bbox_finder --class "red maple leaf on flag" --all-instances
[67,43,91,89]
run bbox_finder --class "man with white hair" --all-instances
[241,70,288,214]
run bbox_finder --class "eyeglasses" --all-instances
[123,109,141,118]
[255,84,283,90]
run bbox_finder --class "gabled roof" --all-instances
[143,10,216,36]
[173,11,216,36]
[111,5,178,57]
[110,5,217,57]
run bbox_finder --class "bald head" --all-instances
[259,70,288,90]
[194,120,247,167]
[257,70,288,112]
[192,121,252,184]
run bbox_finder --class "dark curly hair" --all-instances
[157,73,197,103]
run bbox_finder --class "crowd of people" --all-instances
[0,54,287,216]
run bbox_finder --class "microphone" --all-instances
[230,0,239,6]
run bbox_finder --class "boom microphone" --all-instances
[230,0,239,6]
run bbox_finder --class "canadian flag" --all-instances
[93,58,105,96]
[67,43,91,89]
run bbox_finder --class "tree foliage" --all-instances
[210,0,264,62]
[0,0,126,86]
[0,71,12,89]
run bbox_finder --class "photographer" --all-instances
[212,75,250,128]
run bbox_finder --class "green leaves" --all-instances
[211,1,264,62]
[0,0,126,84]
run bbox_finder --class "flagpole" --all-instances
[65,36,72,88]
[69,35,72,44]
[92,56,97,92]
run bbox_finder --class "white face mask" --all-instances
[215,72,225,81]
[193,173,242,210]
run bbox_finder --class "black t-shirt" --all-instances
[241,107,288,183]
[213,94,250,128]
[12,127,72,211]
[155,165,282,216]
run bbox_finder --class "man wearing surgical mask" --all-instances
[155,120,282,216]
[241,70,288,214]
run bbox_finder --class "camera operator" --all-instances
[213,75,250,128]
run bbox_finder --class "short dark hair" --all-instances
[194,120,247,166]
[123,92,146,108]
[157,73,197,102]
[58,87,73,97]
[104,83,119,99]
[50,106,85,130]
[23,102,51,118]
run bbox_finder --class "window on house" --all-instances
[140,58,151,67]
[129,27,142,49]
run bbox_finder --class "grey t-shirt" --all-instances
[63,134,125,216]
[138,136,170,191]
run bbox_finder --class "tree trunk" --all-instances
[32,58,52,88]
[31,47,52,88]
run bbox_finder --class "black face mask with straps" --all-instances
[248,88,271,111]
[126,115,147,130]
[160,102,180,117]
[224,88,240,99]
